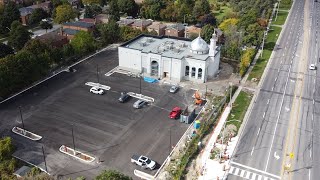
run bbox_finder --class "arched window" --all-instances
[191,67,196,78]
[198,68,202,79]
[185,66,189,76]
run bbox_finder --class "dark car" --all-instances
[119,92,130,103]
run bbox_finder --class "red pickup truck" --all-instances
[169,107,182,119]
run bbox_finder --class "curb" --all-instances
[12,127,42,141]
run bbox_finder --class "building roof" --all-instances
[19,7,34,16]
[147,22,167,30]
[121,34,219,61]
[36,31,66,41]
[190,36,209,53]
[186,25,201,34]
[80,18,95,24]
[117,19,135,26]
[63,21,95,28]
[63,28,80,35]
[166,23,185,31]
[132,19,152,27]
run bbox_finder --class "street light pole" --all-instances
[169,126,172,155]
[42,146,48,173]
[229,83,232,108]
[71,125,76,155]
[275,0,280,21]
[19,106,25,131]
[261,31,267,57]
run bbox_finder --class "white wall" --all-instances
[118,47,142,71]
[184,58,207,83]
[207,51,220,77]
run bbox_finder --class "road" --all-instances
[228,0,320,179]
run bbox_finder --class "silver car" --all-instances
[133,100,147,109]
[169,85,179,93]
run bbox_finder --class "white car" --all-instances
[90,87,104,95]
[309,64,316,70]
[169,85,179,93]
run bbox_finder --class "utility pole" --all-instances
[19,106,25,131]
[229,83,232,108]
[205,85,207,100]
[275,0,280,21]
[261,31,267,57]
[169,126,172,155]
[139,75,142,94]
[71,125,76,156]
[42,146,48,173]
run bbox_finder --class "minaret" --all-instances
[209,31,217,57]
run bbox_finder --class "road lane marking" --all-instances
[230,161,281,179]
[267,99,270,104]
[251,147,255,156]
[263,112,266,118]
[257,128,261,136]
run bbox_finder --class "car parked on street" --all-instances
[169,107,182,119]
[118,92,130,103]
[131,155,156,170]
[90,87,104,95]
[169,85,179,93]
[133,99,147,109]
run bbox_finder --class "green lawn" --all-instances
[272,11,288,25]
[279,1,292,10]
[227,91,253,135]
[248,26,282,80]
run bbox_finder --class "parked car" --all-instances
[131,155,156,170]
[169,85,179,93]
[90,87,104,95]
[119,92,130,103]
[133,100,147,109]
[169,107,182,119]
[309,64,316,70]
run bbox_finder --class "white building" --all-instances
[118,33,220,83]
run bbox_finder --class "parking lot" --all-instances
[0,48,196,179]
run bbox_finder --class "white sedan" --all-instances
[309,64,316,70]
[90,87,104,95]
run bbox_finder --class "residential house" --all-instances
[131,19,152,31]
[95,14,109,24]
[185,25,201,38]
[80,18,96,24]
[147,22,166,36]
[35,31,69,48]
[19,1,52,25]
[165,23,185,37]
[117,19,135,27]
[61,21,95,40]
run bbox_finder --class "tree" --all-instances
[0,43,14,58]
[238,9,258,29]
[200,24,215,43]
[95,170,132,180]
[0,2,20,34]
[218,18,239,32]
[29,8,49,25]
[108,0,120,21]
[84,5,102,18]
[242,23,263,46]
[0,137,16,180]
[119,26,142,41]
[98,20,120,45]
[192,0,210,20]
[83,0,99,5]
[40,21,53,33]
[200,13,217,27]
[70,31,96,55]
[54,4,77,24]
[239,48,255,76]
[8,21,32,50]
[118,0,138,16]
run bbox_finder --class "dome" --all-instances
[190,36,209,54]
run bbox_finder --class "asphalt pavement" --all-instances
[227,0,320,179]
[0,48,196,179]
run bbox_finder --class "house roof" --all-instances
[147,22,167,30]
[36,31,67,42]
[63,21,95,28]
[166,23,185,31]
[80,18,95,24]
[19,1,52,16]
[63,28,80,35]
[186,25,201,34]
[117,19,135,26]
[132,19,152,27]
[19,7,34,16]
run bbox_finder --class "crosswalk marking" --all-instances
[228,166,277,180]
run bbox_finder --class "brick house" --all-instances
[19,1,52,25]
[61,21,95,40]
[35,31,68,48]
[131,19,152,31]
[117,19,135,27]
[165,23,185,37]
[147,22,166,36]
[185,25,201,38]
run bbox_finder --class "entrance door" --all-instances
[151,61,159,76]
